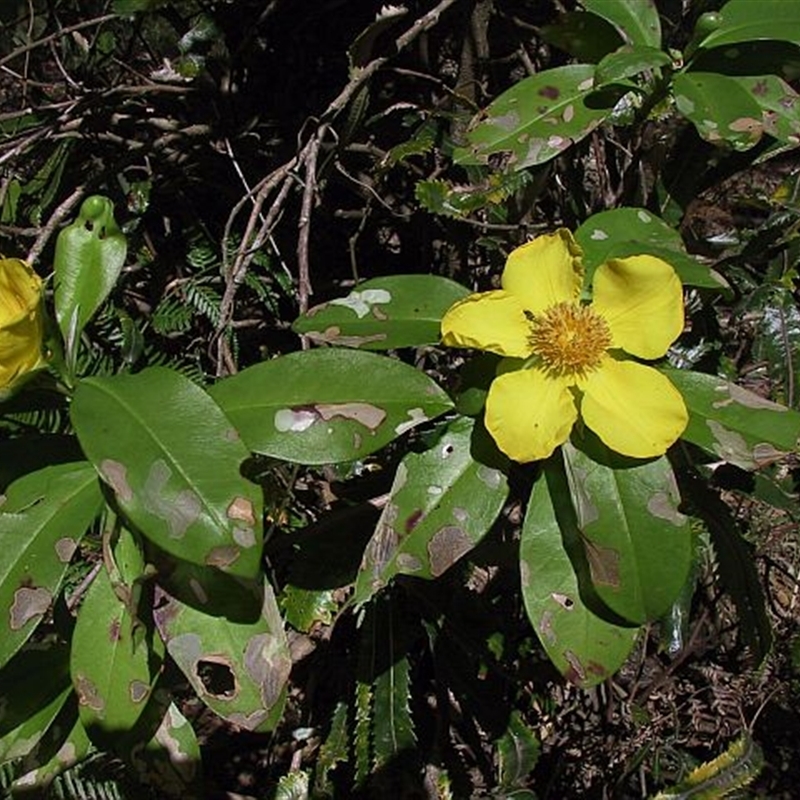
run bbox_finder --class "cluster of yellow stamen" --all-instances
[527,301,612,376]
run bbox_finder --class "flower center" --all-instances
[528,301,612,375]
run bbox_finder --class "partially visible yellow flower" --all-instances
[441,230,688,462]
[0,257,45,392]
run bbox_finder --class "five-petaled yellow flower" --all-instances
[0,257,45,392]
[441,229,688,462]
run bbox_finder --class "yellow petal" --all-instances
[485,367,578,462]
[441,290,531,358]
[0,258,42,324]
[0,258,44,390]
[581,358,688,458]
[591,255,683,359]
[501,229,583,314]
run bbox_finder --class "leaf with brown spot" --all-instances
[0,463,101,669]
[353,417,508,606]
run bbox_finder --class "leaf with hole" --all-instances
[520,462,638,687]
[353,417,508,607]
[153,580,290,731]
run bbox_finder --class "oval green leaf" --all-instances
[562,441,693,624]
[594,45,672,88]
[663,367,800,470]
[71,368,263,578]
[581,0,662,48]
[454,65,610,169]
[673,72,765,151]
[292,275,469,350]
[0,463,102,669]
[520,465,638,687]
[210,349,453,465]
[694,0,800,50]
[153,581,290,732]
[353,417,508,606]
[54,196,127,360]
[70,528,164,743]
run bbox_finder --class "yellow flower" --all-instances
[441,229,688,462]
[0,257,45,392]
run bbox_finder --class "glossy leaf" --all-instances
[153,580,290,731]
[693,0,800,51]
[594,45,672,88]
[581,0,661,48]
[53,196,127,362]
[292,275,469,350]
[454,65,610,169]
[70,528,164,742]
[673,72,765,151]
[353,417,508,606]
[71,368,263,578]
[574,207,729,290]
[0,641,70,758]
[562,441,693,624]
[741,75,800,145]
[542,11,623,63]
[495,712,541,790]
[0,462,101,668]
[663,368,800,470]
[520,463,638,687]
[210,349,453,465]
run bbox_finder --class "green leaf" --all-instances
[313,701,349,796]
[673,72,765,151]
[415,171,534,220]
[741,75,800,145]
[594,45,672,88]
[210,349,453,465]
[292,275,469,349]
[454,65,610,169]
[663,368,800,470]
[10,702,91,792]
[520,462,638,687]
[70,528,164,743]
[0,641,71,760]
[495,711,541,790]
[353,417,508,606]
[153,580,290,732]
[541,11,624,63]
[71,368,264,579]
[693,0,800,50]
[581,0,661,48]
[574,207,730,290]
[372,654,415,771]
[0,463,101,668]
[54,196,127,366]
[562,441,693,624]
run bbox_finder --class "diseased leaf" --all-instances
[71,368,263,578]
[210,349,453,465]
[562,441,693,624]
[454,65,610,169]
[153,580,290,732]
[353,417,508,607]
[663,368,800,470]
[520,460,638,687]
[292,275,469,350]
[0,463,101,668]
[741,75,800,145]
[673,72,765,151]
[70,527,164,743]
[581,0,661,48]
[574,206,730,290]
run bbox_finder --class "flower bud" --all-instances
[0,257,45,392]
